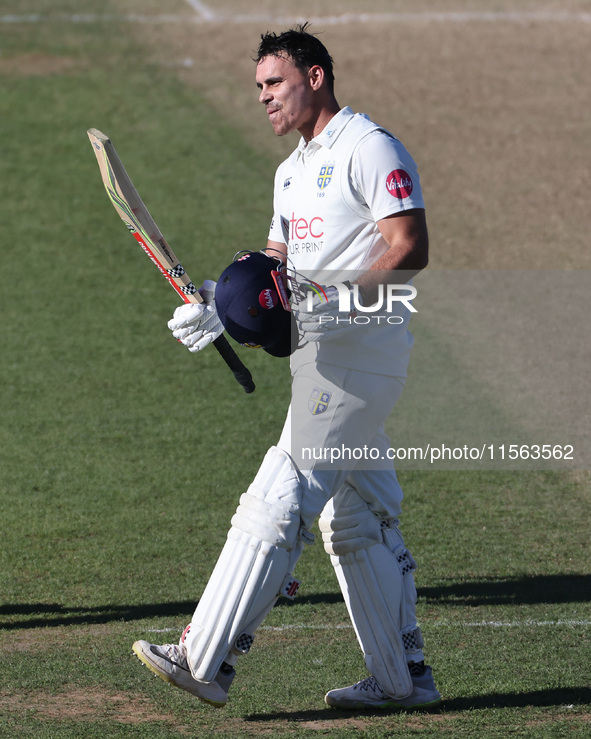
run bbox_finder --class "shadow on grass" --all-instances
[286,573,591,607]
[1,574,589,628]
[416,573,591,606]
[243,687,591,722]
[0,601,195,629]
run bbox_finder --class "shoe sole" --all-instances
[131,642,226,708]
[325,695,442,711]
[375,695,441,711]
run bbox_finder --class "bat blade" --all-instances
[87,128,200,304]
[87,128,255,393]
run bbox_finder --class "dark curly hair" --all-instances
[255,23,335,93]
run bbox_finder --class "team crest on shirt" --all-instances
[317,164,334,190]
[308,387,332,415]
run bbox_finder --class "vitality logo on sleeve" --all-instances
[386,169,413,199]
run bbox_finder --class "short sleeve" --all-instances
[351,131,425,221]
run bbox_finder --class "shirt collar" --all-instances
[297,106,355,154]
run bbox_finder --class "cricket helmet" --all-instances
[215,251,297,357]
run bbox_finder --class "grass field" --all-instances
[0,1,590,736]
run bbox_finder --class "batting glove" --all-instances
[167,280,224,353]
[294,285,357,343]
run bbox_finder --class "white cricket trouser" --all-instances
[277,360,406,526]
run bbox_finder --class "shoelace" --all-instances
[353,676,384,695]
[156,644,187,664]
[408,660,426,677]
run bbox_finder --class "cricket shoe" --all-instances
[324,675,441,710]
[132,640,234,707]
[408,661,440,697]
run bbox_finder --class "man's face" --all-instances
[256,54,316,138]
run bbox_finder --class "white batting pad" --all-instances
[381,522,425,664]
[183,447,310,682]
[319,490,414,698]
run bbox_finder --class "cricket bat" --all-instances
[87,128,255,393]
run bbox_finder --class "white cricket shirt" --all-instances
[268,107,425,377]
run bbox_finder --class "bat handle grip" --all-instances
[212,335,256,393]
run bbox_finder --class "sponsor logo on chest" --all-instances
[283,212,325,256]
